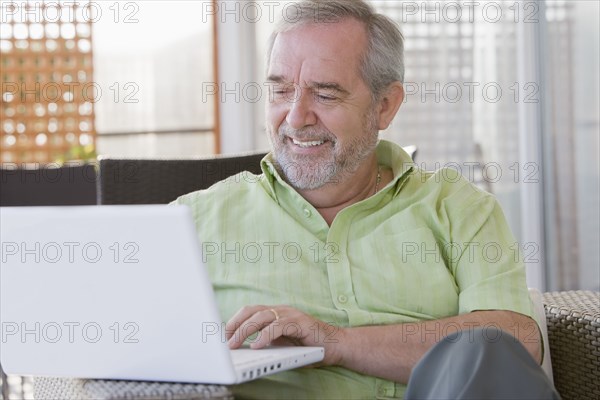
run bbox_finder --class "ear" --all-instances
[375,82,404,130]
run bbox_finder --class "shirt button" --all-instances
[377,386,386,396]
[303,208,312,218]
[338,294,347,303]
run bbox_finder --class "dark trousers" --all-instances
[405,327,561,399]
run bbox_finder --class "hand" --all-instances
[225,305,344,366]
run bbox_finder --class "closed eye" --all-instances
[316,93,337,101]
[312,83,347,103]
[313,88,339,102]
[271,86,295,99]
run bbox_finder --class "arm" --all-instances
[336,309,541,383]
[226,306,541,384]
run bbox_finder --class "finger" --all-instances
[250,317,304,349]
[225,305,267,340]
[249,321,286,349]
[228,309,281,349]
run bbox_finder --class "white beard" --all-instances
[269,110,380,190]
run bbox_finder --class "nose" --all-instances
[285,88,317,130]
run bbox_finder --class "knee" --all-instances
[442,326,519,349]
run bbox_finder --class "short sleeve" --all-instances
[449,192,534,318]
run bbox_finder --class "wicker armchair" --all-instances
[96,152,267,205]
[542,291,600,399]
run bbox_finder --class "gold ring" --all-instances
[269,308,280,321]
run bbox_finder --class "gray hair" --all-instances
[266,0,405,101]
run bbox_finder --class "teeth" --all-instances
[292,139,325,147]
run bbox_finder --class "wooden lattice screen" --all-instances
[1,1,95,164]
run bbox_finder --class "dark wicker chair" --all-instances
[0,164,96,206]
[96,152,267,205]
[542,291,600,399]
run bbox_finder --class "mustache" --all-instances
[278,123,337,143]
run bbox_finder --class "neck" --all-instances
[296,154,379,225]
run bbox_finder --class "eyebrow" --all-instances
[266,74,286,84]
[266,75,350,96]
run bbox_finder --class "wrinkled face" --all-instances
[266,19,380,190]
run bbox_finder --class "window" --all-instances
[92,1,216,158]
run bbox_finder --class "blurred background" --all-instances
[1,0,598,300]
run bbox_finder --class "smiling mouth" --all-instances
[290,138,326,148]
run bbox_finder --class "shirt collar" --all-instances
[375,139,416,197]
[259,139,415,202]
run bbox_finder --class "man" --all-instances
[174,1,559,398]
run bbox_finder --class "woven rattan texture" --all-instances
[97,153,266,205]
[543,290,600,400]
[33,377,233,400]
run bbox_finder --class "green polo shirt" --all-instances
[173,140,534,399]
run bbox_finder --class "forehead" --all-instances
[268,18,368,84]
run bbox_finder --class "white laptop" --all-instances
[0,205,324,384]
